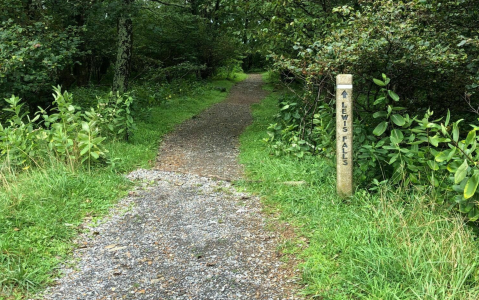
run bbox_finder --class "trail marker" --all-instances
[336,74,353,197]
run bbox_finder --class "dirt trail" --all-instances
[42,75,302,300]
[156,74,268,180]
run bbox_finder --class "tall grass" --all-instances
[238,79,479,299]
[0,74,246,299]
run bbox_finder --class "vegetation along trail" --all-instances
[41,75,302,299]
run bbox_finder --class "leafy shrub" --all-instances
[266,73,479,221]
[263,94,336,158]
[0,86,136,172]
[354,75,479,220]
[86,92,136,141]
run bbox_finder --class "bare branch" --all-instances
[464,92,479,115]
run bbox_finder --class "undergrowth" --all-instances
[0,73,246,299]
[238,74,479,299]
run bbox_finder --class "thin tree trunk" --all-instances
[113,0,133,93]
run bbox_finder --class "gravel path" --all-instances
[41,75,302,299]
[156,74,268,180]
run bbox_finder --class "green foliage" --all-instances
[257,0,478,115]
[86,92,136,141]
[263,93,336,158]
[240,87,479,299]
[0,86,139,172]
[354,75,479,221]
[264,71,479,221]
[0,18,82,109]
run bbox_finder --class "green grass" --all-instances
[238,77,479,299]
[0,74,246,299]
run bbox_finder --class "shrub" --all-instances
[0,86,135,172]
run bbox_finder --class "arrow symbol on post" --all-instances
[342,90,348,99]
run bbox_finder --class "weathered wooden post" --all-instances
[336,74,353,197]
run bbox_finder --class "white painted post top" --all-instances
[337,74,353,86]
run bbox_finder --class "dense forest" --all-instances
[2,0,479,298]
[1,0,478,111]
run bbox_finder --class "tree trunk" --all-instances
[113,0,133,93]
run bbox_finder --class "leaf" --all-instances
[428,136,438,147]
[465,172,479,199]
[448,160,463,173]
[80,146,90,156]
[388,90,399,101]
[460,200,474,213]
[389,153,399,164]
[447,147,457,161]
[391,114,405,126]
[390,129,404,144]
[435,151,448,162]
[457,40,467,47]
[454,159,469,184]
[373,122,388,136]
[387,105,392,116]
[452,120,463,142]
[445,110,451,127]
[373,78,386,86]
[468,206,479,221]
[465,130,476,146]
[373,111,387,118]
[373,97,386,105]
[427,160,439,171]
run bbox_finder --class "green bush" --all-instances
[263,94,335,158]
[0,87,135,172]
[264,74,479,221]
[355,75,479,220]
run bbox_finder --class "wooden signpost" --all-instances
[336,74,353,197]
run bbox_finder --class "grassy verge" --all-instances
[238,76,479,299]
[0,74,246,299]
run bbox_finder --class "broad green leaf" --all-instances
[373,111,387,118]
[460,201,474,213]
[373,97,386,105]
[373,122,388,136]
[465,130,476,146]
[447,147,457,160]
[441,124,448,136]
[389,154,399,164]
[373,78,386,86]
[454,159,469,184]
[388,90,400,101]
[468,206,479,221]
[80,146,90,156]
[465,171,479,199]
[427,160,439,171]
[391,114,405,126]
[390,129,404,144]
[435,151,448,162]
